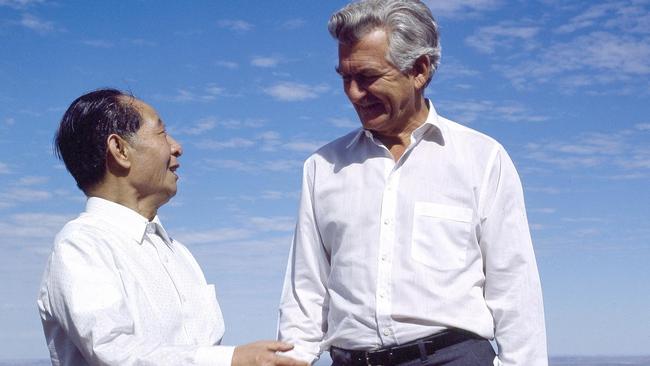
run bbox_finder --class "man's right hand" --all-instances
[232,341,309,366]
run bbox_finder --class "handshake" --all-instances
[233,341,308,366]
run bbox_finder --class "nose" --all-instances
[168,134,183,157]
[344,78,367,103]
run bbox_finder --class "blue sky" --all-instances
[1,0,649,360]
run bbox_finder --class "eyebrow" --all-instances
[335,65,381,76]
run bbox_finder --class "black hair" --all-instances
[54,88,142,192]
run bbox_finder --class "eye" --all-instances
[360,74,379,83]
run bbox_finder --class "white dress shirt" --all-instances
[38,197,234,366]
[278,101,547,366]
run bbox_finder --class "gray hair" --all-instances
[328,0,441,86]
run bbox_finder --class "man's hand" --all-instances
[232,341,309,366]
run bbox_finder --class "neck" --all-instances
[373,96,429,161]
[87,181,159,221]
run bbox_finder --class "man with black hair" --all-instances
[38,89,307,366]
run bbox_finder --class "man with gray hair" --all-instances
[278,1,547,365]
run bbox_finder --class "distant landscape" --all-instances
[2,356,650,366]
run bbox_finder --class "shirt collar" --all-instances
[345,99,442,149]
[85,197,172,247]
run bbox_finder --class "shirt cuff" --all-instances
[196,345,236,366]
[278,347,318,365]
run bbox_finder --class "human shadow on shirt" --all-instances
[319,124,445,174]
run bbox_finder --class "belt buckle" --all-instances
[365,350,392,366]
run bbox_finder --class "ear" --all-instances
[411,55,431,90]
[106,134,132,170]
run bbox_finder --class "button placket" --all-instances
[375,163,399,344]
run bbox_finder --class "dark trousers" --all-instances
[331,338,496,366]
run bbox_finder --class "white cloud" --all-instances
[526,186,561,194]
[0,212,72,240]
[423,0,501,19]
[155,84,226,103]
[216,60,239,69]
[19,13,55,33]
[204,84,225,96]
[525,127,650,176]
[3,117,16,126]
[436,58,480,80]
[504,40,649,89]
[220,118,265,129]
[466,24,540,54]
[263,82,329,102]
[175,228,253,245]
[251,56,281,68]
[438,99,547,124]
[174,29,204,37]
[179,116,265,135]
[1,188,51,202]
[16,175,48,185]
[567,32,650,75]
[81,39,114,48]
[257,131,282,151]
[329,117,358,129]
[561,217,607,223]
[636,123,650,131]
[556,2,650,35]
[249,216,295,232]
[129,38,157,47]
[258,190,299,200]
[494,22,650,92]
[217,19,254,32]
[204,159,302,173]
[183,117,217,135]
[175,217,294,246]
[572,227,602,238]
[0,162,9,174]
[262,159,303,172]
[529,223,545,231]
[281,18,306,30]
[555,2,619,34]
[257,131,281,141]
[284,140,326,153]
[195,137,255,150]
[0,0,45,9]
[531,208,557,214]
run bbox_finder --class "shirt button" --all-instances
[383,218,390,225]
[383,328,391,336]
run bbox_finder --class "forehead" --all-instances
[122,97,163,129]
[337,29,391,71]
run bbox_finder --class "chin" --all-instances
[360,117,388,131]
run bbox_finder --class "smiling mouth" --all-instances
[169,165,180,178]
[356,102,383,116]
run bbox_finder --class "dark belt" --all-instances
[330,330,481,366]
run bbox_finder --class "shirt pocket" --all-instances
[411,202,473,270]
